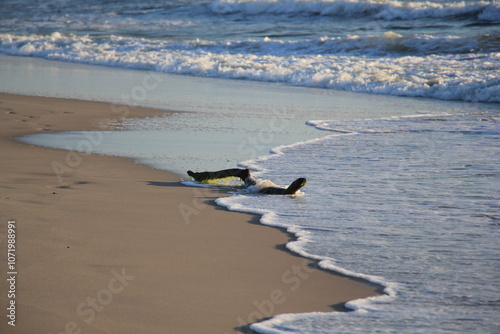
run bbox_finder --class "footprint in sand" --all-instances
[37,124,52,131]
[2,106,15,114]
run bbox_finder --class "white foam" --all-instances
[217,111,500,333]
[1,32,498,103]
[17,89,499,333]
[307,113,500,135]
[181,180,215,188]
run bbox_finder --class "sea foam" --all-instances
[1,32,498,103]
[217,111,500,334]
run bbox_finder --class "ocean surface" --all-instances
[1,0,499,102]
[220,110,500,333]
[4,1,500,333]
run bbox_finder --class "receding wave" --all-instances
[209,0,499,21]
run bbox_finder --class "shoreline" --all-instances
[0,93,382,334]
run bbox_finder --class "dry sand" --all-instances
[0,93,381,334]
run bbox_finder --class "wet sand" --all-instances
[0,93,381,334]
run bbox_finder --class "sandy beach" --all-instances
[0,93,381,334]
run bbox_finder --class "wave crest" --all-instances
[209,0,499,21]
[1,32,498,103]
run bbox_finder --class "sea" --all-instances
[2,1,500,333]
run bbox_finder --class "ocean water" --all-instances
[18,95,500,333]
[4,1,500,333]
[218,110,500,333]
[1,0,499,102]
